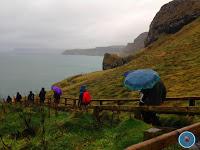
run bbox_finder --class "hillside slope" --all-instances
[56,18,200,99]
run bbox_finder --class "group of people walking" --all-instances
[5,88,47,105]
[4,85,92,109]
[3,68,167,125]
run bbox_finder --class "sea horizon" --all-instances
[0,52,103,98]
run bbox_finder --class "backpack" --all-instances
[82,91,92,105]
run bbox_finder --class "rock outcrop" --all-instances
[102,32,148,70]
[145,0,200,46]
[121,32,148,56]
[102,53,132,70]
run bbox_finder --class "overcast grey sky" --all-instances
[0,0,171,52]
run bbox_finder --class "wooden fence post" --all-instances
[93,106,101,126]
[36,96,39,105]
[189,99,195,106]
[48,98,51,118]
[189,99,195,116]
[2,101,6,114]
[24,96,27,107]
[73,99,76,108]
[65,98,67,107]
[117,100,121,120]
[100,101,103,106]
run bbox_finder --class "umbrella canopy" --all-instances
[124,69,160,91]
[51,86,62,95]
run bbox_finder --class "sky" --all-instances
[0,0,172,52]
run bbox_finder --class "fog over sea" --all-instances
[0,52,103,98]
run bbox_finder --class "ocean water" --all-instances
[0,53,103,98]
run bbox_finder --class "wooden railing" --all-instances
[126,122,200,150]
[2,96,200,113]
[89,105,200,115]
[60,96,200,108]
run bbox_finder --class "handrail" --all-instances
[166,97,200,101]
[5,96,200,107]
[126,122,200,150]
[91,105,200,115]
[62,96,200,102]
[60,97,200,107]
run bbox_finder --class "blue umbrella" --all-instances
[51,86,62,95]
[124,69,160,91]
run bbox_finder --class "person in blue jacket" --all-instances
[78,85,86,108]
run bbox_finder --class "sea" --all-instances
[0,53,103,98]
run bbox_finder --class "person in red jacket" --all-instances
[82,90,92,105]
[79,85,92,111]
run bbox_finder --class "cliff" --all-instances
[121,32,148,56]
[145,0,200,46]
[102,53,133,70]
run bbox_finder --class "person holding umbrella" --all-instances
[51,86,62,115]
[139,80,166,105]
[124,69,167,125]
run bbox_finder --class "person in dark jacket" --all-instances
[6,95,12,103]
[16,92,22,103]
[53,91,60,104]
[53,91,60,115]
[39,88,46,104]
[140,80,166,105]
[139,80,167,125]
[28,91,34,104]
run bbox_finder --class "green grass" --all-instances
[0,104,150,150]
[55,17,200,99]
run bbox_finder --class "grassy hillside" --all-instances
[56,17,200,99]
[0,104,150,150]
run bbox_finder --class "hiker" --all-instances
[53,91,60,115]
[6,95,12,103]
[78,85,86,108]
[51,86,62,115]
[78,85,92,110]
[16,92,22,103]
[28,91,35,104]
[53,91,60,104]
[139,80,167,125]
[39,88,46,104]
